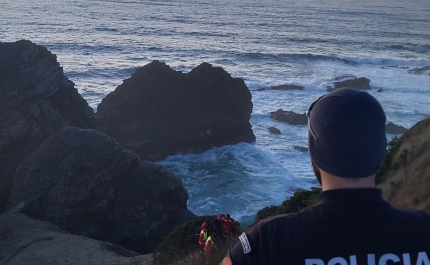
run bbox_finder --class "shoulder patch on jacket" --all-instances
[239,232,251,254]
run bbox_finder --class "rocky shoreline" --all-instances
[1,39,427,265]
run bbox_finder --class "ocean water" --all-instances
[1,0,430,226]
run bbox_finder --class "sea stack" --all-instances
[96,61,255,161]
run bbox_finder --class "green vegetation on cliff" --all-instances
[379,117,430,212]
[154,215,215,264]
[376,136,402,185]
[255,188,321,222]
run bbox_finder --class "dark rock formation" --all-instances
[268,127,281,134]
[270,109,307,125]
[407,66,430,75]
[386,122,408,134]
[0,40,95,213]
[377,88,383,93]
[8,127,193,254]
[327,77,371,91]
[257,84,304,91]
[96,61,255,161]
[294,146,308,152]
[335,77,370,89]
[0,210,153,265]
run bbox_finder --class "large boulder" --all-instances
[0,40,95,213]
[269,109,307,125]
[8,127,193,254]
[0,210,153,265]
[96,61,255,161]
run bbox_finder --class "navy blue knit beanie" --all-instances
[308,87,387,178]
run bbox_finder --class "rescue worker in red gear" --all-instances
[223,214,236,235]
[204,233,216,256]
[198,225,209,247]
[200,218,211,231]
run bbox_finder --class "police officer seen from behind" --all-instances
[222,88,430,265]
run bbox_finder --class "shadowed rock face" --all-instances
[0,211,153,265]
[0,40,95,213]
[96,61,255,161]
[8,127,193,254]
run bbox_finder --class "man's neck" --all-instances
[320,170,376,191]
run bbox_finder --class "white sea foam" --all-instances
[340,56,430,67]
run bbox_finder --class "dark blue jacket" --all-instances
[230,188,430,265]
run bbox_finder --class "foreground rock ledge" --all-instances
[8,127,193,254]
[0,40,95,213]
[0,211,152,265]
[96,61,256,161]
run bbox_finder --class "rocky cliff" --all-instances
[8,127,193,254]
[0,40,95,213]
[96,61,255,161]
[0,209,153,265]
[379,117,430,212]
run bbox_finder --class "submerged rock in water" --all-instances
[257,84,304,91]
[96,61,255,161]
[8,127,193,254]
[385,122,408,134]
[0,211,153,265]
[273,84,304,90]
[407,66,430,75]
[270,109,307,125]
[327,77,371,91]
[294,146,308,152]
[268,126,281,134]
[0,40,95,213]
